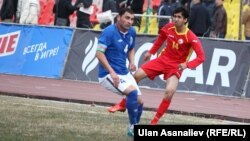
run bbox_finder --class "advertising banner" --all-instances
[63,30,100,81]
[0,23,73,78]
[178,39,250,96]
[64,30,250,97]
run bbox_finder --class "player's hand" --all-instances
[129,63,136,72]
[178,63,187,71]
[144,52,152,62]
[209,31,218,38]
[110,73,120,87]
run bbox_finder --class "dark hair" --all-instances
[173,7,189,19]
[118,8,134,16]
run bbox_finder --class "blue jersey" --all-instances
[97,24,136,78]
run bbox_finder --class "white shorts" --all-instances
[98,73,142,96]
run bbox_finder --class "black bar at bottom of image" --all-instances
[134,125,250,141]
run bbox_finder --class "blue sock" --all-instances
[126,90,138,125]
[137,104,143,124]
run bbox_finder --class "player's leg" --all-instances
[112,95,143,136]
[151,75,179,125]
[119,73,145,125]
[108,69,147,113]
[99,74,127,112]
[133,68,148,83]
[107,97,127,113]
[99,74,139,137]
[123,85,139,137]
[133,69,147,124]
[110,95,143,124]
[108,96,144,119]
[137,95,144,124]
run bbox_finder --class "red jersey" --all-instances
[149,23,205,69]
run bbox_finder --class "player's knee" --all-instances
[165,88,176,95]
[137,96,144,105]
[164,89,175,100]
[124,85,137,95]
[127,90,138,103]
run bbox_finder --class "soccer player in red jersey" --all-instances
[109,7,205,125]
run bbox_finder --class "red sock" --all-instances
[151,99,171,124]
[119,98,126,107]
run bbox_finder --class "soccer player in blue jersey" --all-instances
[95,8,143,137]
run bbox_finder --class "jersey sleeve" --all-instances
[186,32,205,69]
[97,28,112,52]
[149,27,167,54]
[149,23,174,54]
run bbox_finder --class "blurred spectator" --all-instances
[127,0,144,29]
[242,0,250,40]
[158,0,179,30]
[188,0,211,37]
[53,0,81,26]
[16,0,40,24]
[180,0,191,12]
[0,0,3,12]
[100,0,117,29]
[75,0,93,28]
[210,0,227,38]
[243,0,248,5]
[202,0,215,22]
[116,0,127,12]
[0,0,18,22]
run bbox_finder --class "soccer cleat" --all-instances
[150,117,159,125]
[127,126,134,137]
[108,98,126,113]
[108,104,126,113]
